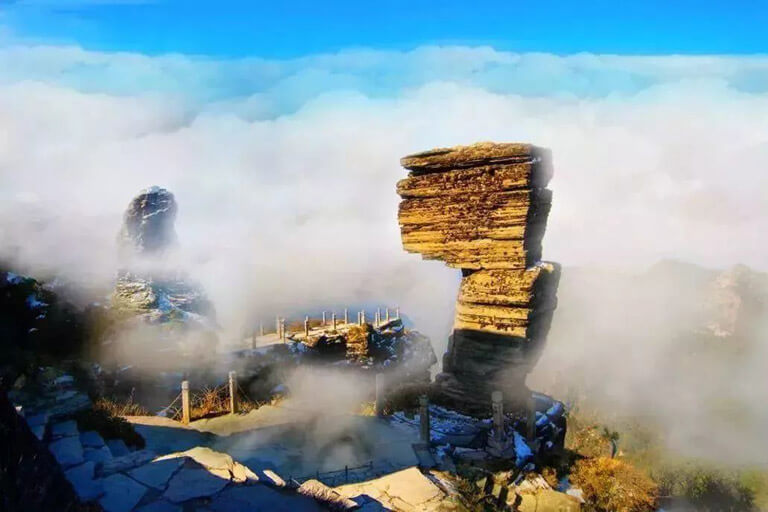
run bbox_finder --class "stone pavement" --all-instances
[12,373,326,512]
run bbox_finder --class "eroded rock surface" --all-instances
[396,142,561,415]
[108,186,218,365]
[118,186,178,256]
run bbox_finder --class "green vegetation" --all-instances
[654,464,757,511]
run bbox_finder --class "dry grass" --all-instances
[75,398,146,449]
[571,456,658,512]
[177,385,272,421]
[95,393,149,417]
[358,401,376,416]
[189,386,230,420]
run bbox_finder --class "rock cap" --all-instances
[401,142,549,173]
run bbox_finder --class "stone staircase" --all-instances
[12,372,324,512]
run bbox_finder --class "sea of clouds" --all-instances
[2,45,768,327]
[2,43,768,463]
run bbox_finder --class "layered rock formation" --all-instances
[396,142,560,415]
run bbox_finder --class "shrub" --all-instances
[75,401,145,449]
[95,395,149,417]
[179,385,266,421]
[655,464,756,511]
[189,386,229,420]
[571,456,658,512]
[383,382,431,415]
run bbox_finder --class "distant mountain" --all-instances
[703,264,768,338]
[554,259,768,342]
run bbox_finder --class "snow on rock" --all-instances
[109,187,219,360]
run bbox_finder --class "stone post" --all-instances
[344,308,348,324]
[322,311,326,326]
[361,310,366,325]
[527,393,537,442]
[228,371,238,415]
[419,395,430,445]
[280,318,286,342]
[385,308,390,322]
[395,307,400,319]
[491,391,505,441]
[181,380,190,425]
[375,373,385,417]
[304,316,310,338]
[332,313,337,330]
[376,308,382,326]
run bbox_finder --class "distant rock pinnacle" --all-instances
[118,186,178,256]
[110,186,217,361]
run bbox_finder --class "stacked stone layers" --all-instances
[396,142,560,416]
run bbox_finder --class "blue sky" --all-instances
[2,0,767,57]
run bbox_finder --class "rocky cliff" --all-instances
[396,142,560,415]
[0,270,90,387]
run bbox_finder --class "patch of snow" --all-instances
[26,294,48,309]
[5,272,23,284]
[513,431,533,467]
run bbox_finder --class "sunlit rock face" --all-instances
[108,187,217,366]
[396,142,560,416]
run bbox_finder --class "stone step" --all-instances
[80,430,107,449]
[99,449,157,477]
[84,446,113,464]
[51,420,79,439]
[98,473,149,512]
[49,435,85,468]
[64,461,104,502]
[106,439,131,458]
[25,412,49,441]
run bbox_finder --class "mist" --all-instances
[2,44,768,465]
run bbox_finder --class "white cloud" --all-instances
[2,44,768,463]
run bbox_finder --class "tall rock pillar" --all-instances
[396,142,560,416]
